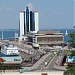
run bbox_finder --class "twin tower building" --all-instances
[19,6,39,39]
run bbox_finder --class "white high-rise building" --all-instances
[19,6,39,40]
[19,11,25,39]
[34,11,39,33]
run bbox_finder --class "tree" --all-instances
[0,58,5,70]
[68,33,75,48]
[70,50,75,56]
[0,62,3,70]
[64,65,75,75]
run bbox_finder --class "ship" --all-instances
[0,44,22,69]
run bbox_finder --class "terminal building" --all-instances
[27,30,64,46]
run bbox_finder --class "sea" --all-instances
[0,29,19,40]
[56,29,75,43]
[0,29,75,43]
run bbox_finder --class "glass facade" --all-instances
[37,36,63,44]
[30,11,35,31]
[25,7,36,34]
[32,12,35,31]
[20,6,38,37]
[26,7,30,33]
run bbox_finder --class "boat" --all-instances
[0,44,22,69]
[1,44,19,55]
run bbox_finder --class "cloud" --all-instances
[0,7,11,12]
[27,3,33,10]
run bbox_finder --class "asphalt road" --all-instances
[46,52,65,71]
[47,54,58,70]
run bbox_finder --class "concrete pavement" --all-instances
[0,71,64,75]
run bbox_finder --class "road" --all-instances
[31,51,65,71]
[31,53,52,70]
[47,54,58,70]
[46,51,65,71]
[15,42,66,71]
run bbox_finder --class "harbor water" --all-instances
[0,29,75,43]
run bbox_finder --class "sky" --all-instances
[0,0,74,30]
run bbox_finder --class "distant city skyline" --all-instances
[0,0,74,29]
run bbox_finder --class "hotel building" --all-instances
[19,6,39,40]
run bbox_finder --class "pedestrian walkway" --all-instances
[53,64,67,71]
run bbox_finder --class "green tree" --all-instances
[70,50,75,56]
[0,62,3,70]
[64,65,75,75]
[68,33,75,48]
